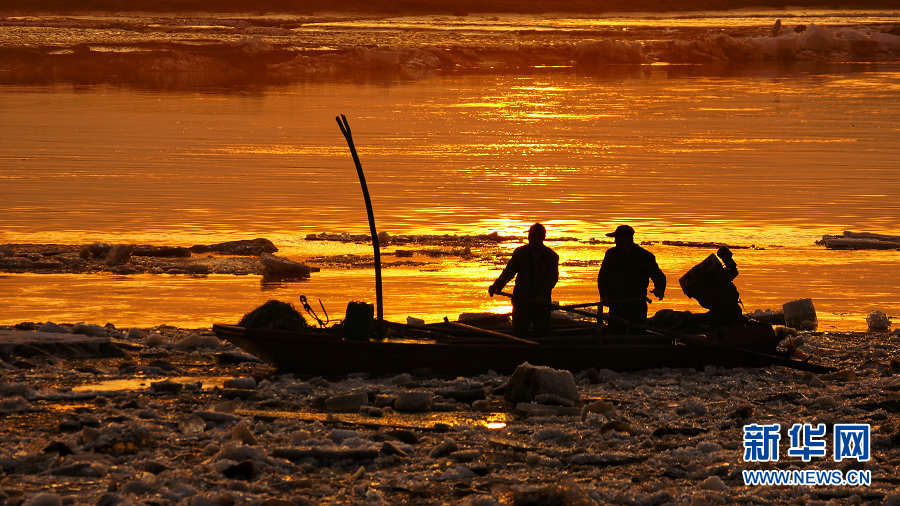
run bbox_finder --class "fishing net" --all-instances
[238,300,309,331]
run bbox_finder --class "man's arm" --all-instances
[597,252,610,300]
[489,250,519,296]
[649,255,666,300]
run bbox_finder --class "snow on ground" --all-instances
[0,323,899,504]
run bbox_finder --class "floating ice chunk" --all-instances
[122,478,157,495]
[105,244,133,266]
[0,396,33,414]
[698,475,729,492]
[436,466,476,481]
[429,439,459,459]
[327,429,361,444]
[341,437,371,448]
[37,322,70,334]
[390,373,415,386]
[145,333,165,347]
[173,334,222,350]
[290,429,312,445]
[225,35,272,53]
[675,400,707,416]
[361,47,401,69]
[581,399,617,421]
[799,373,826,388]
[575,39,644,65]
[867,311,891,332]
[223,377,256,390]
[395,391,434,412]
[137,409,159,419]
[504,362,580,405]
[534,393,575,407]
[783,299,817,331]
[22,494,63,506]
[72,322,106,337]
[802,24,846,53]
[533,428,565,442]
[164,483,199,501]
[449,450,480,462]
[380,441,408,457]
[365,489,386,503]
[403,49,441,70]
[871,31,900,51]
[697,441,722,454]
[150,379,182,394]
[325,391,368,412]
[215,441,267,463]
[232,421,256,446]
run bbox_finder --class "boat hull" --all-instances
[212,324,832,377]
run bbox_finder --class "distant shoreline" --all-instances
[2,0,898,15]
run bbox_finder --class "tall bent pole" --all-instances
[336,114,383,324]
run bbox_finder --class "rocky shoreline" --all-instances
[1,320,899,505]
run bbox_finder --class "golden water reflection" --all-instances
[2,72,896,247]
[72,376,231,393]
[235,408,509,431]
[1,71,898,332]
[1,239,895,333]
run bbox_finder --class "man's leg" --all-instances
[606,304,627,335]
[608,302,648,335]
[512,303,534,338]
[532,307,551,337]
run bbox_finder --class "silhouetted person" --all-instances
[681,246,743,326]
[489,223,559,338]
[771,19,782,37]
[597,225,666,334]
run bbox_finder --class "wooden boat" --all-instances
[212,319,835,377]
[225,121,833,377]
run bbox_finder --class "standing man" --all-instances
[489,223,559,338]
[597,225,666,334]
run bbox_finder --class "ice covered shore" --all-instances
[1,321,899,504]
[1,14,898,87]
[0,240,314,279]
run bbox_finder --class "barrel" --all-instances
[678,254,726,299]
[344,301,374,340]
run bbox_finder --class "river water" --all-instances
[1,11,898,331]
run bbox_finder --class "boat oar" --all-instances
[442,317,539,345]
[336,114,383,324]
[557,301,603,310]
[494,290,612,322]
[380,320,460,342]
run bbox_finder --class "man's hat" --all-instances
[606,224,635,238]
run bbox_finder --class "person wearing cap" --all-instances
[597,225,666,334]
[489,223,560,338]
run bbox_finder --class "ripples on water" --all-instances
[0,11,898,331]
[1,10,898,48]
